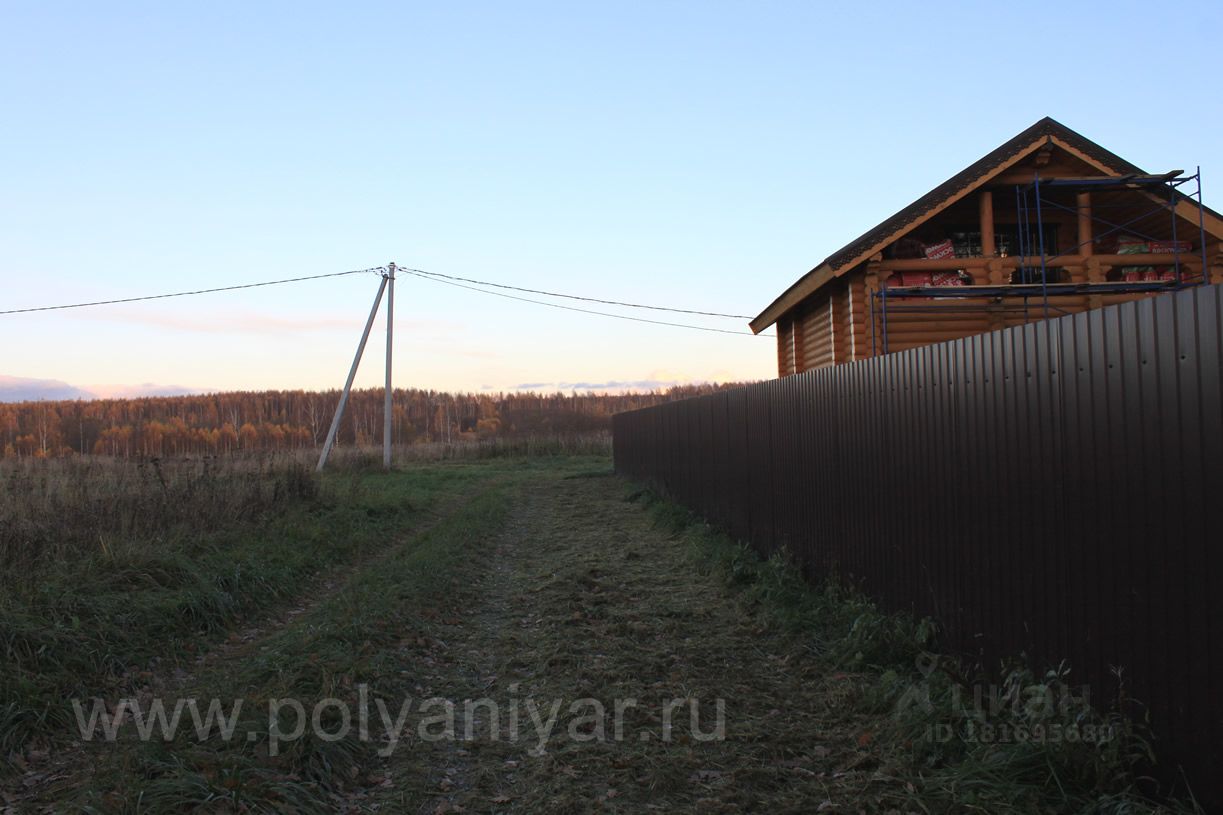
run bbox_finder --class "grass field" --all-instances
[0,452,1203,813]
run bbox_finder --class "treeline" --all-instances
[0,384,747,458]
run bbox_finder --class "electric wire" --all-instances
[0,267,386,316]
[2,263,770,338]
[402,269,771,337]
[401,266,752,319]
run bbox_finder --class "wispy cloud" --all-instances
[510,378,689,393]
[0,375,200,401]
[507,368,753,394]
[84,382,200,399]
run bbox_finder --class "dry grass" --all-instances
[2,454,1202,813]
[378,432,613,463]
[3,459,553,812]
[0,453,518,780]
[0,455,316,584]
[0,432,609,583]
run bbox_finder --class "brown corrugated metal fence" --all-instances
[613,284,1222,805]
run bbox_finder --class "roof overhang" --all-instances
[750,122,1223,334]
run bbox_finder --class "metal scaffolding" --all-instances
[870,169,1209,356]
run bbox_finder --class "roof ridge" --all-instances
[749,117,1215,333]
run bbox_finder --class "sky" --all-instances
[2,1,1220,395]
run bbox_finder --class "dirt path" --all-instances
[377,470,896,814]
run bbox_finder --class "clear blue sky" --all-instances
[2,1,1219,395]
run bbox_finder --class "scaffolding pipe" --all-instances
[881,287,890,355]
[1170,185,1182,285]
[1035,173,1050,318]
[1198,167,1209,286]
[869,169,1208,355]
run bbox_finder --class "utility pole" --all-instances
[316,273,389,471]
[383,262,395,469]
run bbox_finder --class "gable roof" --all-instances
[750,117,1223,334]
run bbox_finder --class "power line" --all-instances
[402,266,752,320]
[1,262,772,338]
[0,267,386,316]
[403,269,771,337]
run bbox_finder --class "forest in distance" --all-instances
[0,383,749,458]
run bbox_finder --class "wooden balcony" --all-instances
[874,253,1201,272]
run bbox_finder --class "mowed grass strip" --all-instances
[0,456,503,772]
[372,469,899,814]
[366,471,1199,815]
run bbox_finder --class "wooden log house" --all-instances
[750,117,1223,375]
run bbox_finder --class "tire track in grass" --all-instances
[167,471,515,685]
[1,464,495,789]
[3,464,517,812]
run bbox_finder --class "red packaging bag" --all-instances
[1148,240,1192,254]
[931,272,967,287]
[924,240,956,260]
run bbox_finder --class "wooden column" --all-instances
[1091,255,1110,311]
[985,258,1004,285]
[979,190,996,256]
[983,260,1004,330]
[827,298,836,368]
[1077,191,1093,256]
[983,256,1006,330]
[793,311,807,374]
[865,262,881,359]
[777,318,794,376]
[865,260,883,292]
[1085,256,1104,283]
